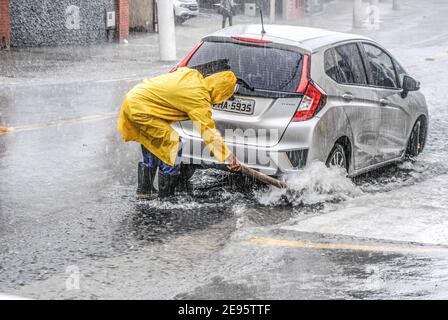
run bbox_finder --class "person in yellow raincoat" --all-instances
[118,67,241,197]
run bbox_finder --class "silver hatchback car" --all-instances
[174,25,428,177]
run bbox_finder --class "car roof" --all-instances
[204,25,372,52]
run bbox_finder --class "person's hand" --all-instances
[227,154,241,172]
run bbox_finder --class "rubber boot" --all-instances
[158,172,179,198]
[177,164,196,193]
[148,166,158,193]
[137,162,157,195]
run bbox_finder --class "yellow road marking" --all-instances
[0,112,117,135]
[249,236,448,255]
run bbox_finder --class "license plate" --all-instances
[213,98,255,115]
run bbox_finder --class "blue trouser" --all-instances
[141,145,181,176]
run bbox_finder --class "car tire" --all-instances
[406,117,427,157]
[326,143,348,171]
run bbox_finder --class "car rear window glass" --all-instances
[362,43,398,88]
[328,44,367,85]
[187,41,303,94]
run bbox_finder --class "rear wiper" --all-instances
[236,78,255,91]
[236,86,303,99]
[236,78,301,96]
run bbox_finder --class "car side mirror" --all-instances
[402,75,420,98]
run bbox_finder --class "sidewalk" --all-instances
[0,0,439,87]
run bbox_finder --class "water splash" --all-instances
[256,162,363,207]
[355,156,448,194]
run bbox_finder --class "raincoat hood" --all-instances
[204,71,237,105]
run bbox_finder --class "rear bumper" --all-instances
[180,137,309,176]
[175,119,318,176]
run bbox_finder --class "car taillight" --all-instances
[292,81,327,122]
[170,41,203,72]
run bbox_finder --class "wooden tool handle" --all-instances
[240,165,288,189]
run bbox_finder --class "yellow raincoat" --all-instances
[117,67,237,166]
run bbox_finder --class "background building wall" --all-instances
[283,0,305,20]
[0,0,10,48]
[116,0,129,41]
[198,0,215,9]
[10,0,116,47]
[129,0,154,32]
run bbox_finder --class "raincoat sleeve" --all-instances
[186,104,232,163]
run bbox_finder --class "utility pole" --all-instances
[353,0,363,28]
[270,0,276,23]
[156,0,176,61]
[392,0,400,10]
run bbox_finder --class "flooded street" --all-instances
[1,0,448,299]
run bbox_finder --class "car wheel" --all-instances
[326,143,348,171]
[406,117,427,157]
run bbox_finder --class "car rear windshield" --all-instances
[187,41,303,97]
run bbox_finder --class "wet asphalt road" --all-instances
[2,0,448,299]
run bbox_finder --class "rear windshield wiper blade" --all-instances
[236,78,255,91]
[236,78,303,97]
[237,86,303,98]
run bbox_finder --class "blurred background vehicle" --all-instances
[174,0,199,24]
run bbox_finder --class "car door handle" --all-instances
[379,98,389,106]
[341,93,354,101]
